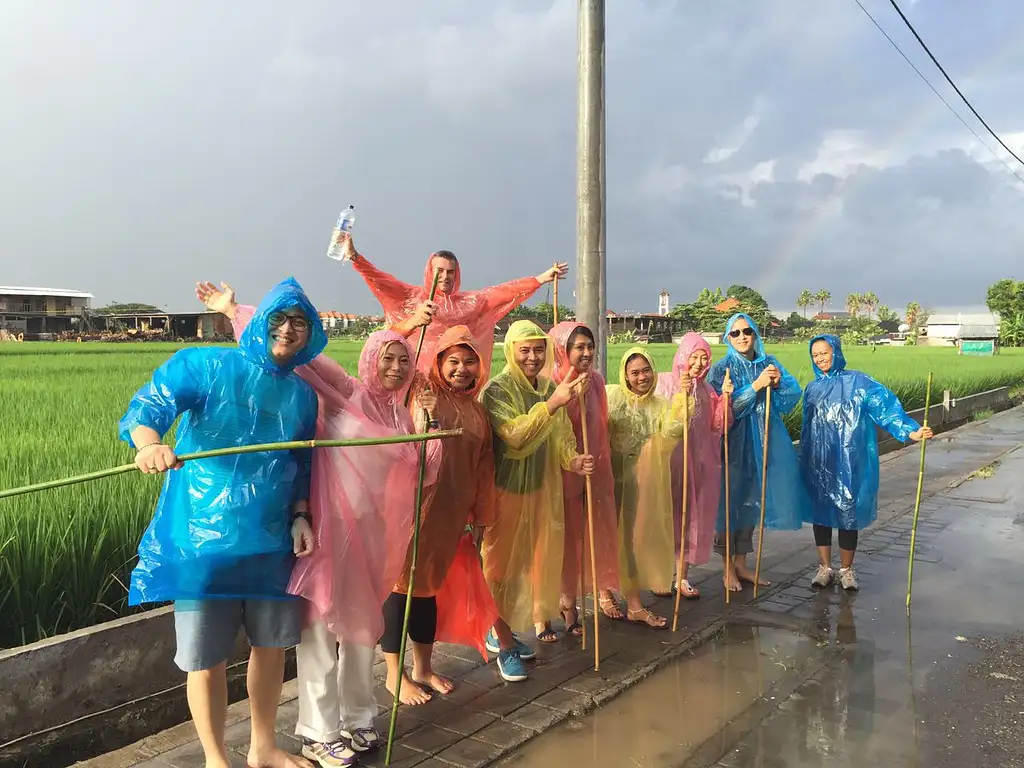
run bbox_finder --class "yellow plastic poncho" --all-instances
[480,320,579,631]
[606,347,693,595]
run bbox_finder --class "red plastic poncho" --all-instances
[230,305,443,647]
[549,321,619,595]
[351,250,543,373]
[402,325,499,660]
[655,332,730,567]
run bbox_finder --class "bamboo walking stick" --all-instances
[906,371,934,615]
[723,368,733,604]
[579,388,601,671]
[385,408,431,766]
[0,431,463,501]
[753,384,772,598]
[552,263,559,326]
[672,386,691,632]
[404,268,442,408]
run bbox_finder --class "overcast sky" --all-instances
[2,0,1022,317]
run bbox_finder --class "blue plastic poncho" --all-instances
[800,334,921,531]
[120,277,327,605]
[707,313,807,533]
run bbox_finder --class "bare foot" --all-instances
[413,670,454,696]
[247,745,314,768]
[735,565,770,587]
[386,670,432,706]
[723,570,742,592]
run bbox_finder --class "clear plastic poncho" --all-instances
[121,277,326,605]
[480,320,576,631]
[403,325,499,659]
[550,321,619,594]
[352,250,543,373]
[655,332,730,567]
[230,305,444,647]
[800,334,921,532]
[707,313,808,533]
[606,348,692,595]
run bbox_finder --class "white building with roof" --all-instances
[0,286,94,336]
[923,311,1000,346]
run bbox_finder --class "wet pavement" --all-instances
[76,407,1024,768]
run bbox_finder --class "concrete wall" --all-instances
[876,387,1013,455]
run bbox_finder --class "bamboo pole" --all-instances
[0,430,463,501]
[579,389,600,671]
[404,268,442,408]
[906,371,934,615]
[723,369,733,604]
[672,386,691,632]
[385,410,431,766]
[753,385,772,598]
[552,264,559,326]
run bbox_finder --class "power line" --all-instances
[885,0,1024,168]
[851,0,1024,185]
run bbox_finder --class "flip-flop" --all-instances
[678,579,701,600]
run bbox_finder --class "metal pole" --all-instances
[576,0,607,376]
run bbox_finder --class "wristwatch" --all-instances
[292,508,313,526]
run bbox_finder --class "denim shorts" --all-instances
[173,598,301,672]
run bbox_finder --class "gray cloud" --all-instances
[1,0,1022,318]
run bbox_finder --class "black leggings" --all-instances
[380,592,437,653]
[813,524,858,552]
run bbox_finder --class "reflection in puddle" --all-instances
[502,625,818,767]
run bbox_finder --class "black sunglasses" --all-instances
[269,312,311,332]
[728,327,755,338]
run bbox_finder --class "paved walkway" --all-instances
[77,406,1024,768]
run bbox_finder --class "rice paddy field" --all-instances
[2,340,1023,648]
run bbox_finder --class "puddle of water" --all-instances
[500,625,821,768]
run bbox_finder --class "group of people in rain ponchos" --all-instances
[122,234,932,768]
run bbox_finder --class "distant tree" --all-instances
[725,284,773,330]
[986,278,1024,346]
[905,301,921,327]
[667,303,699,329]
[94,302,162,314]
[861,291,879,318]
[786,311,814,331]
[875,305,900,333]
[845,293,862,318]
[813,289,832,315]
[796,289,814,318]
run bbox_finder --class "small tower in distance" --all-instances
[658,290,670,317]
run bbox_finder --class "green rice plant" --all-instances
[1,341,1022,648]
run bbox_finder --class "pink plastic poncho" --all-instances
[351,250,543,373]
[549,321,619,594]
[655,333,730,567]
[231,306,442,647]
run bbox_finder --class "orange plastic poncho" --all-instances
[549,321,619,595]
[606,347,693,595]
[480,320,579,631]
[399,325,499,659]
[351,250,543,373]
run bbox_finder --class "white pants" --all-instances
[295,619,378,743]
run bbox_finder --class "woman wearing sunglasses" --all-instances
[707,313,809,593]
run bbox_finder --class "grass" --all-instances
[2,340,1023,648]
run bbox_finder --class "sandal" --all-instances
[627,607,668,629]
[535,623,559,643]
[560,605,584,637]
[599,593,624,620]
[678,579,700,600]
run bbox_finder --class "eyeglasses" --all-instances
[269,312,311,332]
[728,327,755,338]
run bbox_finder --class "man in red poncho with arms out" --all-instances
[333,235,567,372]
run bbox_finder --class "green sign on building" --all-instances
[960,340,996,356]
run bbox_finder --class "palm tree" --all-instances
[845,292,862,318]
[796,289,814,318]
[861,291,879,318]
[814,289,831,316]
[906,301,921,327]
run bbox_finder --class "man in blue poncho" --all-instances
[800,335,932,591]
[120,277,326,768]
[708,313,808,593]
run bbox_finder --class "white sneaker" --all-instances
[811,564,834,588]
[838,567,859,591]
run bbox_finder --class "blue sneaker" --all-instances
[496,648,528,682]
[485,629,536,660]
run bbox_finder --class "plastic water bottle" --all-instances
[326,205,355,261]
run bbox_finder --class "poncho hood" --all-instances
[238,277,327,372]
[431,324,488,398]
[722,312,766,364]
[809,334,847,379]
